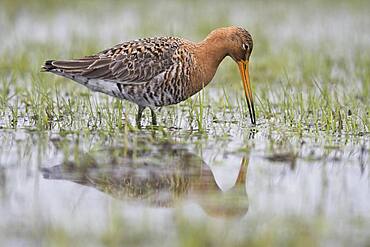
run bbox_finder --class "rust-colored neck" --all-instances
[194,31,231,83]
[184,29,236,97]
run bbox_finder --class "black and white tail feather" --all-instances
[41,59,124,98]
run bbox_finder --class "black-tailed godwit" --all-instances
[42,26,255,127]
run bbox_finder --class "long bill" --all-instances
[238,60,256,125]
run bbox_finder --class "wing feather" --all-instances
[43,37,183,84]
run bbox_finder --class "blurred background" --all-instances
[1,0,370,83]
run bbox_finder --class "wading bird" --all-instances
[42,26,255,127]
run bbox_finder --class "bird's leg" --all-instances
[150,108,157,126]
[136,105,145,128]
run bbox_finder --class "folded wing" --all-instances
[42,37,183,84]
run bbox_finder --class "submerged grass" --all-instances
[1,207,368,247]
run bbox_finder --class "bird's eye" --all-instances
[242,44,249,50]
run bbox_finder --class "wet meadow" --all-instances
[0,0,369,246]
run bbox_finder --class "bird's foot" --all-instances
[136,106,145,129]
[150,108,157,126]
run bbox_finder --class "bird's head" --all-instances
[202,26,256,124]
[226,27,255,125]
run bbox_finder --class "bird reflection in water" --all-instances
[42,143,249,218]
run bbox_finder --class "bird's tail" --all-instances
[41,58,123,98]
[41,58,96,74]
[41,60,55,72]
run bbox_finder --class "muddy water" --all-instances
[0,128,368,245]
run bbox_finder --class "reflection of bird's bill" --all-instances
[238,60,256,124]
[196,156,249,218]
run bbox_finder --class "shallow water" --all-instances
[0,127,368,245]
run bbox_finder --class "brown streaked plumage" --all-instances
[42,26,256,127]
